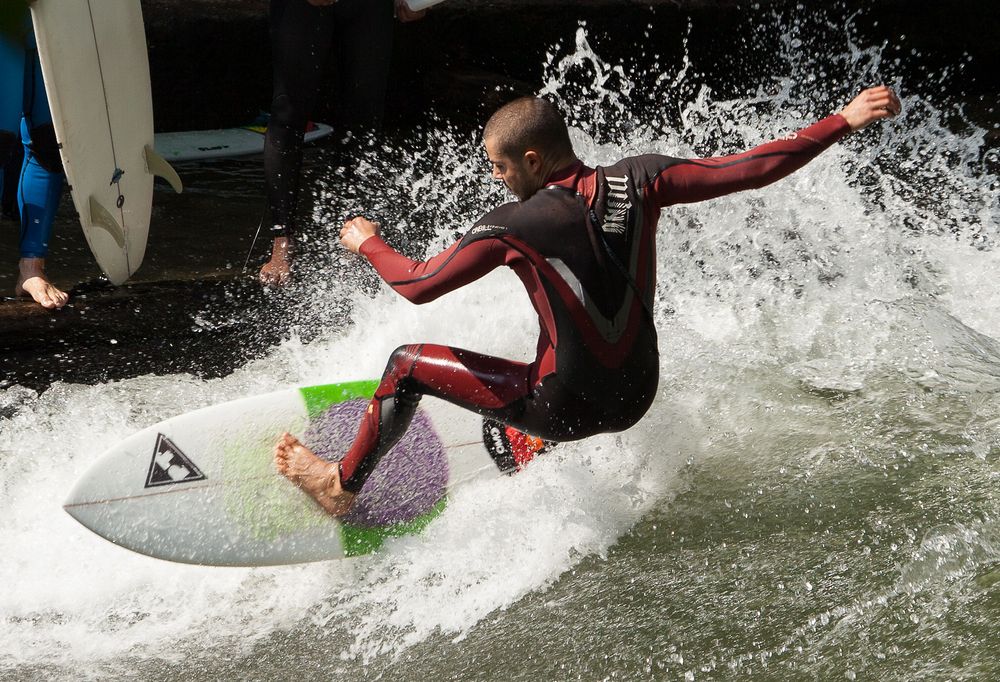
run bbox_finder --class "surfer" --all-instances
[275,86,902,515]
[259,0,427,287]
[0,10,68,309]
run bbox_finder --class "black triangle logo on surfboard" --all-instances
[144,433,207,488]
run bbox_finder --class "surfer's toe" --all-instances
[273,433,295,474]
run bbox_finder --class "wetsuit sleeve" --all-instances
[649,114,852,206]
[359,232,509,304]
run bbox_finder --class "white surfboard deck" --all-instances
[64,380,542,566]
[155,122,334,163]
[30,0,179,285]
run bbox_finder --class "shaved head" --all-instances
[483,97,574,161]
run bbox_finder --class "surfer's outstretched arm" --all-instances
[649,85,901,207]
[340,216,508,303]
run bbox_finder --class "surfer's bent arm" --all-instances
[359,233,508,304]
[648,114,852,207]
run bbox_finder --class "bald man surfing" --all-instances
[274,86,902,516]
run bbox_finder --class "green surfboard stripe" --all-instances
[299,380,379,418]
[340,497,448,557]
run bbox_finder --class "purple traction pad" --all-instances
[303,399,449,527]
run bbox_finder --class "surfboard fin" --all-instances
[88,197,126,249]
[143,145,183,193]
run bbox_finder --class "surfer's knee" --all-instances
[25,124,63,175]
[383,344,422,381]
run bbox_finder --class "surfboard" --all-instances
[63,381,548,566]
[29,0,181,286]
[154,121,334,163]
[405,0,448,10]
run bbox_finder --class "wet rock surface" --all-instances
[0,278,280,391]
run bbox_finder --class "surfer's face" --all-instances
[485,137,544,202]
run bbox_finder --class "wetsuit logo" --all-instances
[490,425,507,454]
[602,174,632,235]
[144,433,207,488]
[469,224,505,236]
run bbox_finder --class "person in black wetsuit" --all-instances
[274,86,902,516]
[259,0,426,286]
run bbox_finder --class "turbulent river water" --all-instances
[2,11,999,681]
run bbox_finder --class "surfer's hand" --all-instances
[340,216,380,253]
[395,0,427,22]
[839,86,902,132]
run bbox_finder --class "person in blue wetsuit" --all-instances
[0,12,67,309]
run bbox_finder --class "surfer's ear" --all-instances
[523,149,543,175]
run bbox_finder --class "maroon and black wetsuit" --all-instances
[339,114,851,491]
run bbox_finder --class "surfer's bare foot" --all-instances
[274,432,355,516]
[259,237,292,287]
[15,258,68,309]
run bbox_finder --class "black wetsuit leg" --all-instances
[265,0,336,238]
[332,0,395,134]
[264,0,394,239]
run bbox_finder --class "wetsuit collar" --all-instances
[544,160,586,191]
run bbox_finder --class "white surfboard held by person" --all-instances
[29,0,181,285]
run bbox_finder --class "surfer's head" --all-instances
[484,97,577,202]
